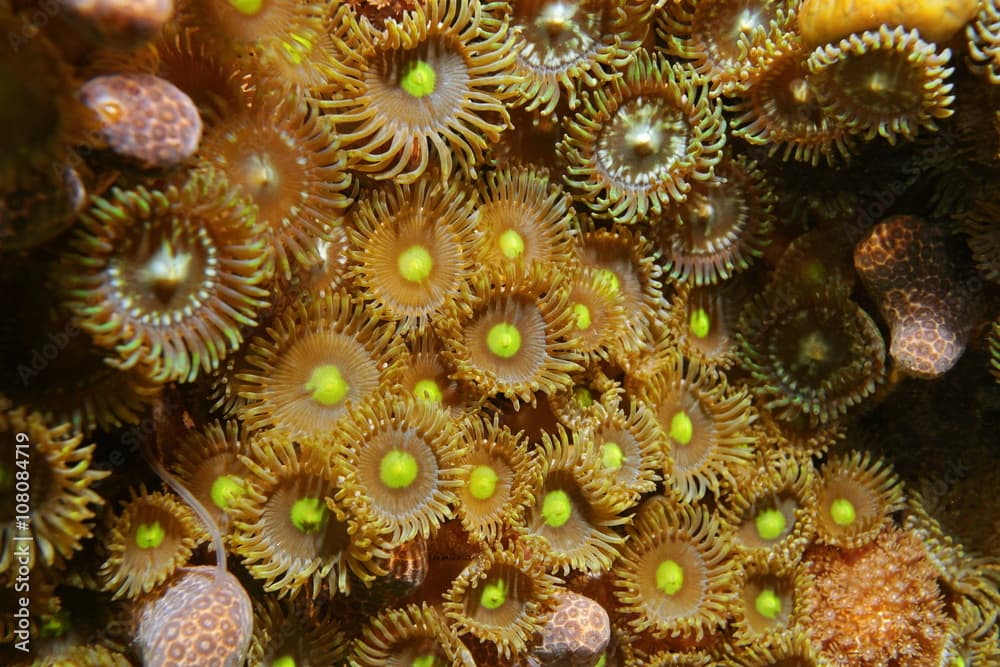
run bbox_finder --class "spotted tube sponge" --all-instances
[854,215,979,379]
[132,398,254,667]
[135,565,254,667]
[79,73,202,169]
[530,590,610,667]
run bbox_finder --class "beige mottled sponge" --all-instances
[136,565,253,667]
[80,73,202,170]
[532,590,610,667]
[855,215,977,379]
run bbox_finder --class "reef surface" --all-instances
[1,0,999,665]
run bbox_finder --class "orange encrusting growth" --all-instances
[805,528,951,667]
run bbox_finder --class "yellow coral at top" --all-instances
[798,0,979,47]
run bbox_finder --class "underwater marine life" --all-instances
[61,0,175,49]
[855,214,980,379]
[806,527,951,667]
[99,486,207,599]
[797,0,979,47]
[135,565,254,667]
[0,406,107,571]
[807,26,955,145]
[234,290,402,438]
[1,0,999,664]
[80,73,203,169]
[613,495,736,642]
[60,169,273,383]
[737,285,887,424]
[531,589,610,667]
[349,176,479,332]
[320,0,519,183]
[559,49,725,223]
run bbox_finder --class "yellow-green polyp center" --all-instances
[499,228,525,259]
[655,559,684,596]
[574,386,593,407]
[487,322,522,358]
[380,450,419,490]
[542,489,572,528]
[290,497,327,534]
[305,364,350,406]
[689,307,711,339]
[272,656,296,667]
[210,474,245,510]
[479,579,508,610]
[572,302,592,330]
[411,656,437,667]
[468,465,499,500]
[229,0,264,16]
[600,442,625,470]
[594,268,620,296]
[755,508,787,541]
[754,588,782,620]
[39,612,70,639]
[398,244,433,283]
[413,378,443,404]
[134,521,166,549]
[669,410,694,446]
[830,497,857,526]
[400,60,437,98]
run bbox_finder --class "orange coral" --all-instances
[806,527,951,667]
